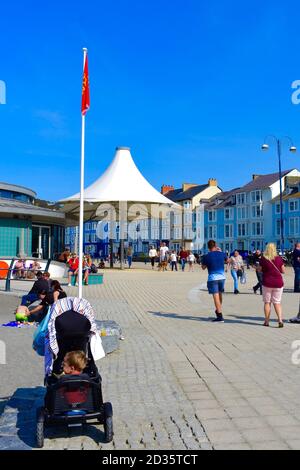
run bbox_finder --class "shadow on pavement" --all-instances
[0,387,106,449]
[148,310,269,326]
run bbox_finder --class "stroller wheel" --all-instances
[36,406,45,448]
[104,415,113,443]
[103,402,113,443]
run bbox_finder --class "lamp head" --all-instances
[261,143,269,151]
[289,146,297,153]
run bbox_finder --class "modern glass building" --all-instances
[0,182,65,258]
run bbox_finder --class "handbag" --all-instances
[32,307,51,356]
[237,269,243,277]
[90,331,105,361]
[268,259,284,280]
[240,271,247,284]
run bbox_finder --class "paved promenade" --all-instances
[1,264,300,450]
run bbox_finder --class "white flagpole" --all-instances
[78,47,87,299]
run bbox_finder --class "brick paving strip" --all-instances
[1,266,300,449]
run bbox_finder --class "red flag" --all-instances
[81,54,90,115]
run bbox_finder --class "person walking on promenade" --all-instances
[149,246,157,269]
[257,242,285,328]
[292,243,300,293]
[179,247,188,272]
[187,251,195,271]
[229,250,244,294]
[252,249,263,295]
[159,242,169,263]
[201,239,228,322]
[127,245,133,268]
[170,251,178,271]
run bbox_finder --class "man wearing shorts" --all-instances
[202,239,228,322]
[67,253,79,286]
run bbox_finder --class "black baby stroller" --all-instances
[36,297,113,448]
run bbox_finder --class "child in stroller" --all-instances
[36,297,113,448]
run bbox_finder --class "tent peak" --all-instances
[116,146,130,151]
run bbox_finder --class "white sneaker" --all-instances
[67,283,72,287]
[75,283,79,286]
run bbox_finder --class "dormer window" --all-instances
[251,190,262,203]
[236,193,246,205]
[183,200,191,209]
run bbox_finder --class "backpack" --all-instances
[90,263,98,273]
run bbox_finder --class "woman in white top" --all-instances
[149,246,158,269]
[229,250,244,294]
[187,251,196,271]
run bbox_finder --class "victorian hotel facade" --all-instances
[66,169,300,257]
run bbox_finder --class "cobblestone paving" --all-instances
[1,265,300,449]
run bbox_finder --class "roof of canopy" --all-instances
[59,147,178,224]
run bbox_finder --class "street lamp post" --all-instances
[262,136,296,255]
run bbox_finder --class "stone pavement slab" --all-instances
[1,266,300,450]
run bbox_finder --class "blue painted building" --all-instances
[271,175,300,250]
[202,169,300,253]
[65,222,109,258]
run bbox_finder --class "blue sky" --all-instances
[1,0,300,200]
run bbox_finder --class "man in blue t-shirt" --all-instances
[202,239,228,322]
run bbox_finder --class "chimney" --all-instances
[208,178,217,186]
[182,183,198,192]
[252,174,261,180]
[161,184,174,195]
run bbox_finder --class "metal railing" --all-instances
[0,259,52,292]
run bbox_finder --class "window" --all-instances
[275,203,282,214]
[224,224,233,238]
[174,214,180,225]
[289,217,299,236]
[238,223,247,237]
[184,213,192,224]
[208,225,217,239]
[251,190,262,203]
[237,207,247,219]
[289,200,299,212]
[183,200,191,209]
[236,193,246,205]
[84,233,90,243]
[91,233,97,242]
[224,208,233,220]
[251,205,263,218]
[252,222,263,236]
[208,211,216,222]
[276,219,281,236]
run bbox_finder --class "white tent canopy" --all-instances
[60,147,175,205]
